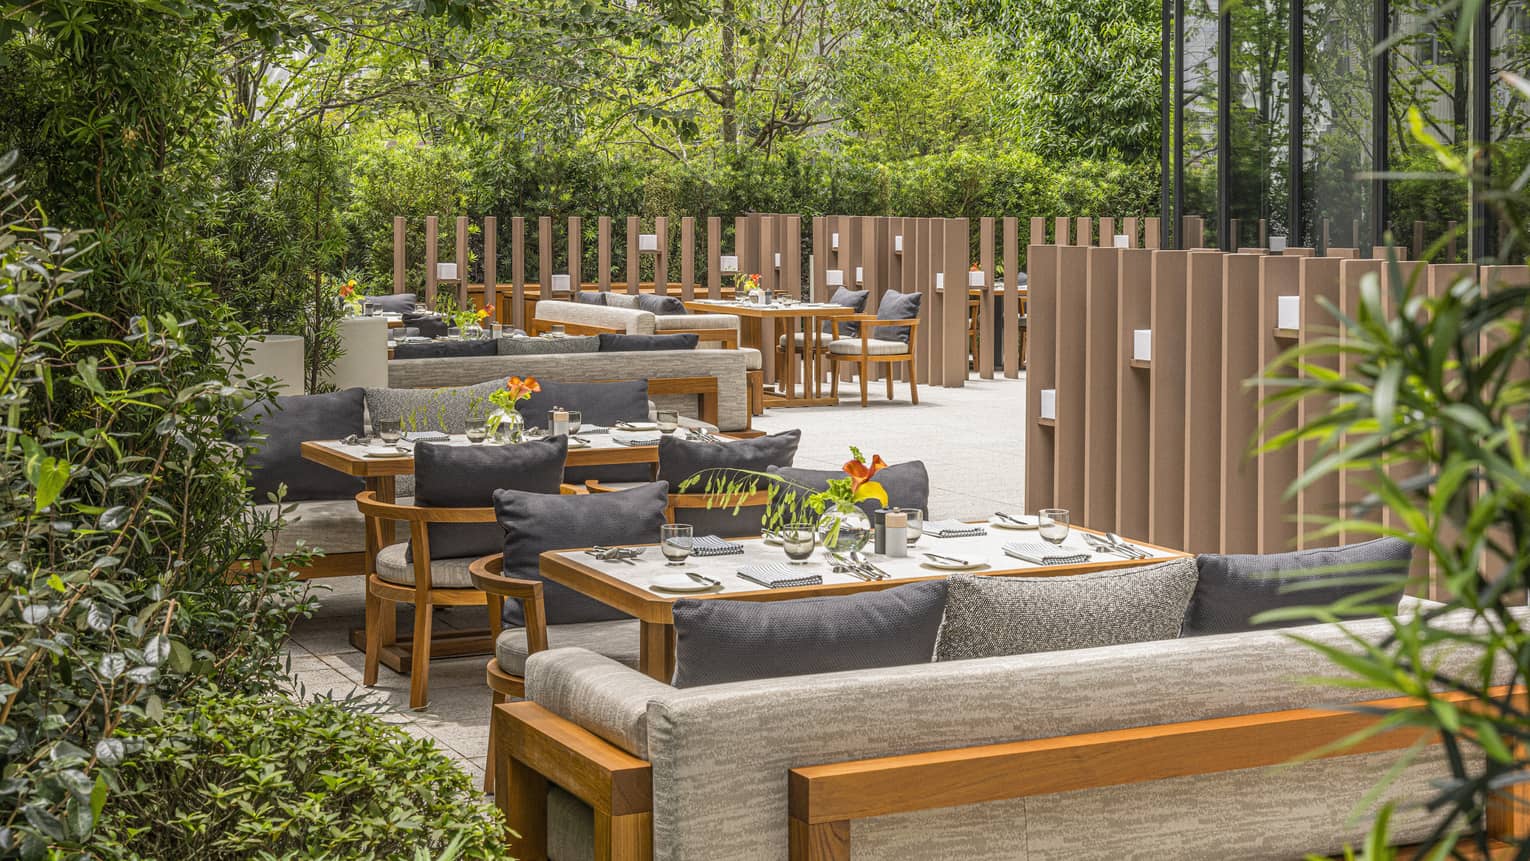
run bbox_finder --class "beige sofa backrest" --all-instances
[534,299,654,335]
[525,613,1506,859]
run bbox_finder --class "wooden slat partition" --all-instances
[1258,255,1303,553]
[654,216,669,295]
[483,216,497,319]
[1148,251,1189,548]
[1221,253,1264,553]
[626,216,640,293]
[1183,251,1224,553]
[680,217,696,300]
[598,217,612,291]
[979,218,997,379]
[511,217,526,328]
[392,216,407,293]
[1025,244,1059,511]
[706,217,722,298]
[1115,248,1154,538]
[1297,257,1343,548]
[424,215,439,304]
[568,216,583,289]
[455,216,469,308]
[941,219,969,387]
[1083,247,1120,529]
[1003,218,1021,377]
[1053,244,1090,516]
[538,216,553,294]
[1337,258,1383,544]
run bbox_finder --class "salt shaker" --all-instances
[550,407,569,437]
[884,510,908,558]
[872,509,891,555]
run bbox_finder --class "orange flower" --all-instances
[505,376,541,400]
[843,454,888,505]
[969,263,981,272]
[339,282,355,298]
[479,304,494,319]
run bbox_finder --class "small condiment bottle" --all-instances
[550,407,569,437]
[884,510,908,558]
[872,508,891,554]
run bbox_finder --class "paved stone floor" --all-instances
[284,374,1027,780]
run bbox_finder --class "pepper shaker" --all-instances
[884,510,908,558]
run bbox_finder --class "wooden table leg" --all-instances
[805,316,820,399]
[638,621,675,682]
[780,316,797,401]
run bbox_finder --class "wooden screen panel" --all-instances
[1115,248,1153,540]
[539,216,553,293]
[1029,217,1047,247]
[914,219,935,387]
[597,216,612,291]
[511,217,526,328]
[1148,251,1189,549]
[654,216,669,295]
[1074,217,1092,248]
[680,217,695,300]
[1123,217,1140,248]
[454,216,469,308]
[424,215,439,304]
[1337,259,1383,544]
[625,216,640,293]
[1053,217,1071,247]
[1083,247,1120,531]
[1144,217,1161,249]
[1053,244,1090,515]
[392,216,407,293]
[483,216,498,321]
[1297,257,1344,548]
[812,217,829,303]
[941,219,969,387]
[1183,251,1224,554]
[979,218,997,379]
[783,215,802,303]
[1257,255,1303,553]
[706,217,721,298]
[1025,244,1059,511]
[1098,217,1115,247]
[1221,254,1263,553]
[1003,217,1021,378]
[568,216,583,289]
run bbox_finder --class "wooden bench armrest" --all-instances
[354,490,497,523]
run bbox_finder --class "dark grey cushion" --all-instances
[825,286,868,337]
[243,388,365,502]
[658,430,800,537]
[369,293,418,313]
[872,290,922,343]
[670,580,948,687]
[635,293,687,315]
[934,559,1201,661]
[597,333,699,352]
[575,291,608,306]
[1183,537,1413,637]
[392,339,498,360]
[409,437,567,562]
[364,379,504,435]
[768,461,929,521]
[497,335,600,356]
[516,379,650,429]
[403,312,447,338]
[495,481,670,625]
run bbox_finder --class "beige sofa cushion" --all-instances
[374,542,477,588]
[535,299,655,335]
[495,619,642,676]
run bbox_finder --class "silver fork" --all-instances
[849,551,890,580]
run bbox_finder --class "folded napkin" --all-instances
[737,564,822,589]
[402,430,449,443]
[1003,541,1091,566]
[691,535,744,558]
[925,519,987,539]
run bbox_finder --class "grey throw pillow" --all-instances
[671,580,948,687]
[769,461,928,521]
[495,481,670,625]
[604,293,642,310]
[516,379,650,429]
[368,293,418,313]
[658,430,800,537]
[496,335,600,356]
[873,290,922,343]
[243,389,366,502]
[408,437,567,562]
[392,339,498,360]
[635,293,687,315]
[597,333,699,352]
[575,291,608,307]
[825,286,868,336]
[402,312,447,338]
[1183,537,1413,637]
[934,558,1200,661]
[364,379,503,435]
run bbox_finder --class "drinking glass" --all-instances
[375,418,402,446]
[491,322,504,339]
[413,302,429,314]
[464,415,488,444]
[896,508,925,545]
[781,522,816,564]
[656,409,680,433]
[549,324,567,337]
[567,410,582,434]
[1039,509,1070,546]
[660,524,693,567]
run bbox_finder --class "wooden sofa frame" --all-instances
[494,686,1529,861]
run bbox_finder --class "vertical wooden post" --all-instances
[680,217,696,300]
[654,216,669,295]
[568,216,583,290]
[811,217,829,303]
[511,217,526,329]
[915,219,936,387]
[626,216,641,293]
[538,216,553,293]
[1003,216,1020,378]
[1115,248,1153,539]
[1144,217,1162,249]
[706,217,722,298]
[1030,217,1047,246]
[1148,250,1189,549]
[1053,217,1071,247]
[598,217,612,292]
[783,215,802,303]
[1412,221,1426,262]
[736,216,753,280]
[1053,243,1089,511]
[1123,216,1140,247]
[483,216,498,321]
[943,217,970,387]
[1297,256,1343,550]
[424,215,439,305]
[1098,217,1115,247]
[455,216,470,308]
[392,216,406,294]
[1257,255,1303,553]
[1221,253,1263,554]
[1074,217,1093,248]
[1082,246,1120,530]
[1184,251,1225,553]
[978,218,997,379]
[1026,243,1059,510]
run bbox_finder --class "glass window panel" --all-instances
[1181,0,1221,249]
[1226,0,1292,250]
[1301,0,1374,251]
[1490,0,1530,260]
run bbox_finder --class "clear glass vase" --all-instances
[492,409,524,444]
[817,506,871,553]
[462,323,484,340]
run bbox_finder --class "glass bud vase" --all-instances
[462,323,484,340]
[492,409,524,444]
[817,506,871,553]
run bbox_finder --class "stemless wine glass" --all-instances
[464,415,488,444]
[375,418,402,446]
[566,410,582,434]
[896,508,925,546]
[1039,508,1070,546]
[660,524,693,567]
[656,409,680,433]
[781,522,816,564]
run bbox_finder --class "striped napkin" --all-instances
[925,519,987,539]
[691,535,744,557]
[1003,542,1091,566]
[737,564,822,589]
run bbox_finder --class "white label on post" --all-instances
[855,266,864,283]
[1133,329,1152,362]
[1277,295,1300,330]
[1039,389,1057,421]
[826,269,844,287]
[638,234,659,252]
[968,270,985,287]
[894,235,904,253]
[719,255,739,273]
[1269,235,1288,253]
[551,274,571,293]
[1114,234,1130,248]
[436,262,458,280]
[831,232,839,250]
[935,272,944,290]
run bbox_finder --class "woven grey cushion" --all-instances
[242,388,366,502]
[873,290,922,343]
[575,291,607,306]
[934,558,1200,661]
[597,333,699,352]
[402,312,447,338]
[409,437,567,561]
[635,293,686,315]
[671,580,948,687]
[375,542,476,588]
[393,339,497,360]
[495,619,642,676]
[368,293,418,313]
[826,286,867,336]
[364,379,503,435]
[604,293,642,310]
[517,379,649,429]
[826,337,909,356]
[1183,537,1412,637]
[497,335,600,356]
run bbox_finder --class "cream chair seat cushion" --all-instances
[375,541,477,588]
[495,619,642,676]
[827,337,910,357]
[738,347,762,371]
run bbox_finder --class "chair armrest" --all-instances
[355,490,497,523]
[560,483,589,495]
[469,554,548,652]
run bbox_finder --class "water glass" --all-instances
[781,522,816,564]
[549,324,567,337]
[491,322,504,339]
[465,416,488,444]
[375,418,402,446]
[1039,508,1070,546]
[660,524,693,567]
[896,508,924,545]
[656,409,680,433]
[567,410,582,434]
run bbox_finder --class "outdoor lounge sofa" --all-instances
[493,607,1522,861]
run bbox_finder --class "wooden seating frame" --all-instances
[825,315,921,407]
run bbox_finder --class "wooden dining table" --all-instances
[537,523,1189,682]
[683,299,855,408]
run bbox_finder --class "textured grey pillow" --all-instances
[368,293,418,313]
[517,379,650,429]
[934,558,1200,661]
[243,389,366,502]
[575,291,608,306]
[597,333,699,352]
[769,461,928,520]
[635,293,687,315]
[408,437,567,562]
[873,290,923,343]
[392,339,498,360]
[364,379,503,435]
[604,292,642,310]
[402,312,447,338]
[495,481,669,625]
[658,430,800,537]
[671,579,948,687]
[824,286,868,336]
[1183,537,1413,637]
[496,335,600,356]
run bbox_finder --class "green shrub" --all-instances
[94,691,509,860]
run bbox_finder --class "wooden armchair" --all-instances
[469,553,550,792]
[825,315,921,407]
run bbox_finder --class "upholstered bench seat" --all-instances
[255,499,370,556]
[738,347,762,371]
[828,337,910,356]
[495,618,642,676]
[375,541,477,588]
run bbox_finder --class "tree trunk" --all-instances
[720,0,737,147]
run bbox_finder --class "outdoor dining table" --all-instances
[682,298,855,408]
[537,524,1190,682]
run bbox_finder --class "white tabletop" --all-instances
[308,427,676,458]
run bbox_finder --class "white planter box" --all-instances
[638,233,659,252]
[719,255,739,274]
[1039,389,1057,421]
[435,262,458,281]
[1269,235,1288,253]
[894,235,904,253]
[1133,329,1152,362]
[551,274,571,293]
[326,316,389,391]
[968,270,986,288]
[243,334,305,396]
[1113,234,1130,248]
[855,266,864,284]
[825,269,844,287]
[831,232,839,250]
[1277,295,1300,330]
